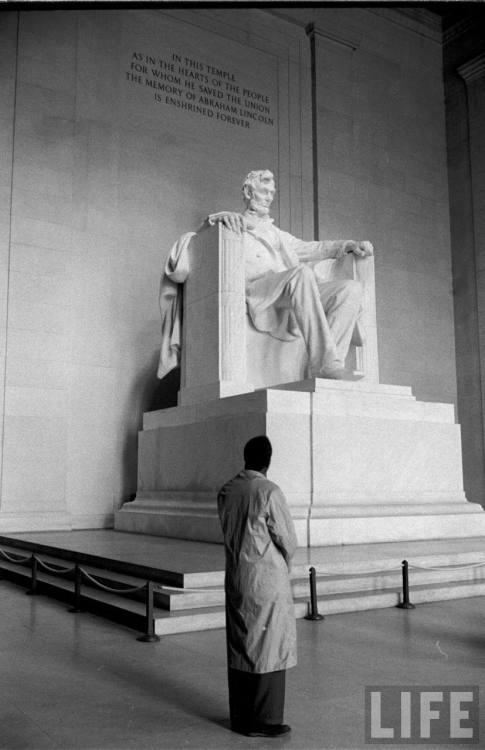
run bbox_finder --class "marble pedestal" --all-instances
[114,379,485,546]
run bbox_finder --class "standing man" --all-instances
[217,435,298,738]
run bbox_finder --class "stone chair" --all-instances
[178,223,379,406]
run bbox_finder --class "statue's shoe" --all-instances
[318,367,364,381]
[318,366,346,380]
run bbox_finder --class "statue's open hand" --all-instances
[343,240,374,258]
[207,211,248,236]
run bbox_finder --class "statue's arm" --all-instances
[320,240,374,259]
[282,232,373,262]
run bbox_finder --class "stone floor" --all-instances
[1,578,484,749]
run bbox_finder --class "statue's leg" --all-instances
[318,279,363,365]
[283,265,341,376]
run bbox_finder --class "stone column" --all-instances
[305,23,360,240]
[0,13,18,519]
[458,53,485,506]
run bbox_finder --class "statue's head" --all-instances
[242,170,276,216]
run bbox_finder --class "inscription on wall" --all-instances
[126,52,275,129]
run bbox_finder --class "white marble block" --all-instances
[115,379,485,546]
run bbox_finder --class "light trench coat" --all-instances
[217,469,298,674]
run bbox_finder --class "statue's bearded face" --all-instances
[247,179,276,216]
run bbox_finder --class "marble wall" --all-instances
[0,8,464,531]
[0,13,17,526]
[0,8,311,531]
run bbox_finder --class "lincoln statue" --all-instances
[158,169,374,381]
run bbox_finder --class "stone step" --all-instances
[273,379,456,423]
[0,559,150,631]
[159,560,485,611]
[0,556,224,635]
[0,550,161,596]
[2,555,485,637]
[155,580,485,635]
[292,562,485,597]
[298,580,485,618]
[0,545,218,612]
[181,548,485,589]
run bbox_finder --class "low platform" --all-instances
[1,530,485,636]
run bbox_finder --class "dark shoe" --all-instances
[231,722,248,735]
[246,724,292,737]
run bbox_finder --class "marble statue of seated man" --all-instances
[208,169,373,379]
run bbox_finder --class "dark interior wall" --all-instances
[443,10,485,506]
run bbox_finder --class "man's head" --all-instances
[244,435,273,474]
[242,170,276,216]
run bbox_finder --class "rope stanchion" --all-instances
[396,560,415,610]
[0,545,160,641]
[25,554,38,596]
[68,564,83,613]
[304,566,324,621]
[137,581,160,642]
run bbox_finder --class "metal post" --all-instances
[68,564,83,613]
[304,566,324,621]
[26,554,38,596]
[137,581,160,642]
[396,559,415,609]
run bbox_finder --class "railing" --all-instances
[0,547,160,642]
[3,540,485,635]
[303,557,485,620]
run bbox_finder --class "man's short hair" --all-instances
[242,169,274,198]
[244,435,273,470]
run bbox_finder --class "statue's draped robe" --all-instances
[157,231,195,379]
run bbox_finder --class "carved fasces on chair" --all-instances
[179,223,251,406]
[312,253,379,382]
[351,253,379,382]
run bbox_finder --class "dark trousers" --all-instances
[228,667,286,729]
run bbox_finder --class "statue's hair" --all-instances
[242,170,275,197]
